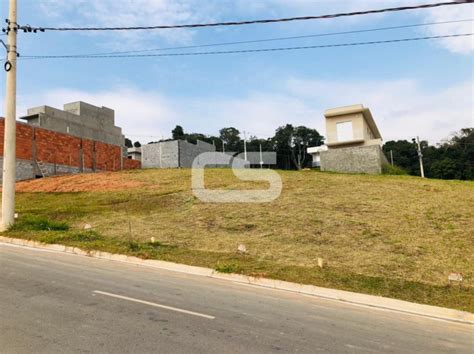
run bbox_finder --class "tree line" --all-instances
[171,124,324,170]
[127,126,473,180]
[383,128,473,180]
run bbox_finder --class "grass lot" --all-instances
[4,169,474,312]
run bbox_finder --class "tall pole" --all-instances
[390,150,394,166]
[259,143,263,169]
[416,136,425,178]
[243,131,247,161]
[1,0,18,231]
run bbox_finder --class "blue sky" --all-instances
[0,0,473,144]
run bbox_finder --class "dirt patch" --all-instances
[16,172,144,192]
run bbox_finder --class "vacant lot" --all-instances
[5,169,474,311]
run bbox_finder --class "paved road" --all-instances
[0,244,472,353]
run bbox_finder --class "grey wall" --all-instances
[320,145,387,174]
[0,158,35,182]
[179,140,216,168]
[141,141,180,169]
[0,158,96,182]
[21,102,125,146]
[141,140,217,169]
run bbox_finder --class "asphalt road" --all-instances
[0,244,472,353]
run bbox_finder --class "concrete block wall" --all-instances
[141,140,218,168]
[22,101,125,146]
[141,139,254,169]
[0,158,35,181]
[179,140,216,168]
[141,141,179,169]
[0,118,140,182]
[320,145,387,174]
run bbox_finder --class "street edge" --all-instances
[1,235,472,325]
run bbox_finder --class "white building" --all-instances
[307,145,328,167]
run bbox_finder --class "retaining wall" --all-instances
[320,144,388,174]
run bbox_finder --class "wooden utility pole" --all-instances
[1,0,18,230]
[416,136,425,178]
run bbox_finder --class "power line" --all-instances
[20,33,473,60]
[36,19,474,57]
[7,1,473,33]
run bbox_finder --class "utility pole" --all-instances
[390,150,394,166]
[416,136,425,178]
[259,143,263,169]
[243,131,247,161]
[1,0,18,231]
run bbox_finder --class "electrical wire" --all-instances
[10,1,473,32]
[36,19,474,57]
[20,33,473,60]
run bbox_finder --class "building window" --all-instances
[336,121,353,142]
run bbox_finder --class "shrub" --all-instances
[382,164,407,175]
[215,262,239,273]
[10,216,69,231]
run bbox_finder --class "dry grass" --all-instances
[16,171,144,192]
[6,168,474,311]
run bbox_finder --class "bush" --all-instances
[10,216,69,231]
[215,262,240,273]
[382,164,407,175]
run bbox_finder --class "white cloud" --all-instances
[36,0,219,46]
[11,78,472,145]
[35,0,473,53]
[285,78,474,143]
[422,6,474,54]
[16,87,178,141]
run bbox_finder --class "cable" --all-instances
[9,1,473,32]
[39,19,474,57]
[20,33,473,60]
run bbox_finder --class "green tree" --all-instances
[272,124,324,170]
[172,125,185,140]
[383,140,420,175]
[383,128,473,180]
[219,127,241,152]
[430,158,459,179]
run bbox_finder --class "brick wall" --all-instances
[95,141,122,171]
[0,118,140,179]
[123,158,141,169]
[0,119,34,160]
[82,139,95,170]
[35,127,82,167]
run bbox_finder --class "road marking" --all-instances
[93,290,215,320]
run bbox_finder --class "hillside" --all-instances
[6,169,474,311]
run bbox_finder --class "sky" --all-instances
[0,0,473,144]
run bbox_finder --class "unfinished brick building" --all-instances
[0,101,140,182]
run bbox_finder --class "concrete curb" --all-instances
[1,235,472,325]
